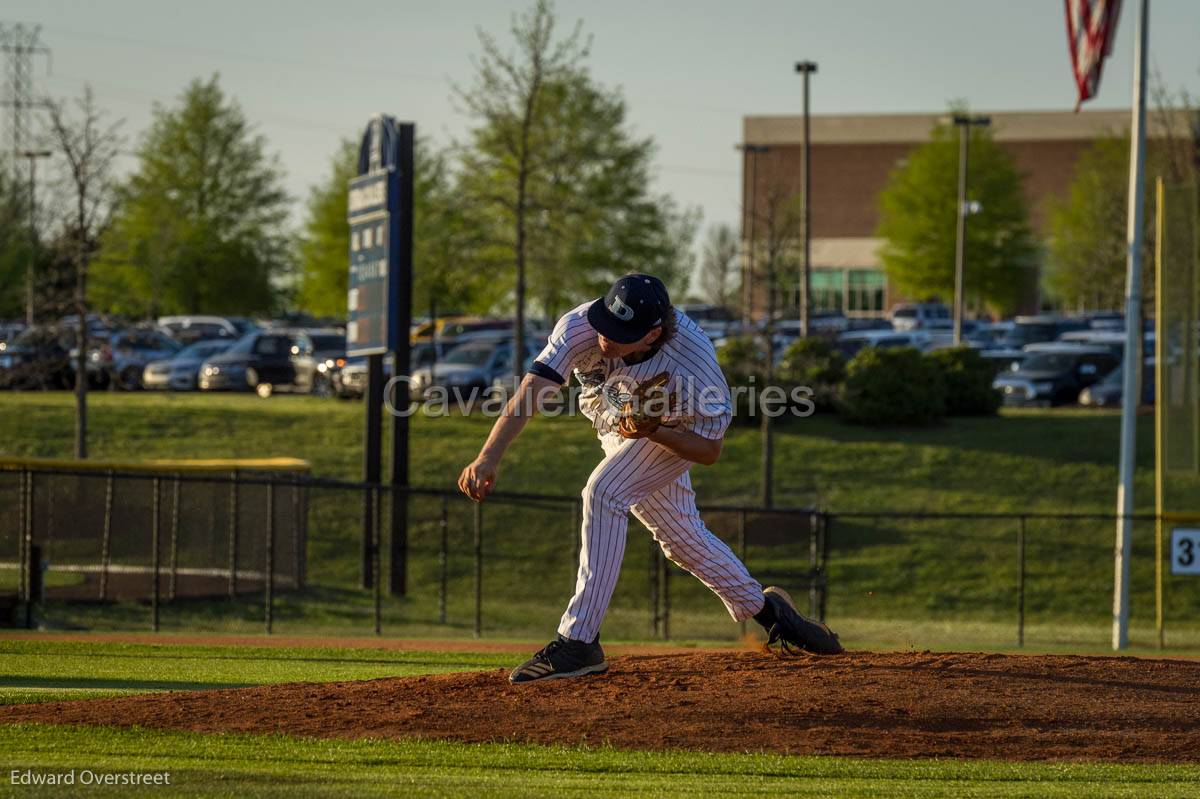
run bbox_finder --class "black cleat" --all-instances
[509,634,608,684]
[761,586,844,655]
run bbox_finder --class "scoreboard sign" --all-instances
[1171,528,1200,575]
[346,115,402,357]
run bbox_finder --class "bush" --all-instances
[778,337,845,411]
[715,335,764,386]
[925,346,1002,416]
[716,335,765,423]
[839,347,945,425]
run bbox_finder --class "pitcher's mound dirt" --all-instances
[4,650,1198,762]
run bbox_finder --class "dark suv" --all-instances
[994,315,1088,350]
[89,328,182,390]
[198,331,316,396]
[992,346,1118,406]
[0,326,73,390]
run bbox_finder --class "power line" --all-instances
[45,72,354,138]
[45,25,445,84]
[46,25,746,118]
[1,22,52,175]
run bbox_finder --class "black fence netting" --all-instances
[3,464,1193,649]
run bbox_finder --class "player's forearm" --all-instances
[478,406,531,463]
[647,426,723,466]
[477,374,556,463]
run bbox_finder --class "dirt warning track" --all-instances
[4,650,1198,762]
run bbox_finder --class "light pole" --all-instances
[19,150,52,327]
[795,61,817,337]
[951,115,989,345]
[737,142,774,506]
[736,144,770,327]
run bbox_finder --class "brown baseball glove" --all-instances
[617,371,678,439]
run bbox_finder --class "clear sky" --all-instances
[6,0,1199,243]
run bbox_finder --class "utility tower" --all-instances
[1,23,51,176]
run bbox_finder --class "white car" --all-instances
[890,303,951,332]
[1053,330,1155,359]
[835,329,933,358]
[157,315,240,344]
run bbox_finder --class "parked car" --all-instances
[88,328,182,390]
[143,339,235,391]
[0,323,26,350]
[409,338,541,400]
[1053,330,1155,359]
[157,315,241,345]
[993,315,1087,351]
[834,329,933,359]
[0,326,73,390]
[490,353,537,395]
[1079,361,1156,408]
[59,313,119,338]
[224,316,262,336]
[678,304,737,340]
[199,330,316,396]
[303,329,347,398]
[1082,311,1124,330]
[979,348,1029,375]
[845,317,894,333]
[890,303,951,332]
[770,313,851,349]
[333,340,451,399]
[411,316,513,342]
[992,345,1119,407]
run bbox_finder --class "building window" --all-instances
[790,268,886,317]
[811,269,844,313]
[847,270,885,315]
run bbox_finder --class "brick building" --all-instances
[739,109,1169,320]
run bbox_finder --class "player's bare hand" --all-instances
[458,456,498,502]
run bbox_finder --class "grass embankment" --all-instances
[0,393,1192,650]
[0,392,1158,512]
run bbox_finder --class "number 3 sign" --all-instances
[1172,528,1200,575]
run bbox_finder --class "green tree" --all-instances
[0,162,33,320]
[1045,78,1197,311]
[876,115,1038,316]
[458,0,697,371]
[295,137,493,320]
[1043,136,1132,310]
[295,139,357,318]
[697,223,740,309]
[93,75,290,316]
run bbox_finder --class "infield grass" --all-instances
[0,640,513,705]
[3,724,1198,798]
[2,639,1197,797]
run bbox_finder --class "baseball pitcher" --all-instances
[458,274,842,683]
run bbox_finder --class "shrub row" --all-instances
[716,337,1000,426]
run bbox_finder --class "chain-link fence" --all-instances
[3,463,1194,649]
[824,512,1195,650]
[0,465,827,640]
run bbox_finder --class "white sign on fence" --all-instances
[1171,528,1200,575]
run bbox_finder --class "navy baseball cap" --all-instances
[587,274,672,344]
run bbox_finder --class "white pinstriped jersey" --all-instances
[533,301,733,440]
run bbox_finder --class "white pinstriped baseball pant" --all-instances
[558,433,765,642]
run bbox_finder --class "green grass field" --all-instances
[1,392,1196,651]
[0,391,1161,512]
[1,640,1197,798]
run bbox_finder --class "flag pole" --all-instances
[1113,0,1149,651]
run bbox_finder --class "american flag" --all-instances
[1065,0,1123,110]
